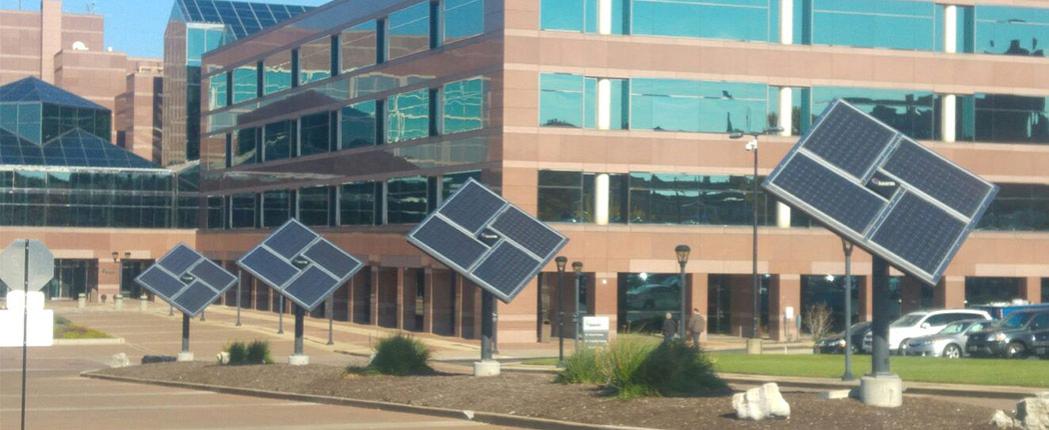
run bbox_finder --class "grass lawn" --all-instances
[53,316,111,339]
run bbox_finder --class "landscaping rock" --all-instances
[107,353,129,368]
[216,352,230,365]
[141,355,177,364]
[1017,397,1049,430]
[733,383,791,421]
[991,410,1020,429]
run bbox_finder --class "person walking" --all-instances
[661,312,677,344]
[688,308,706,348]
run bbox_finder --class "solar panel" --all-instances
[763,100,998,285]
[174,0,315,40]
[237,219,364,311]
[407,179,569,303]
[135,244,237,316]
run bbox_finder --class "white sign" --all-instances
[581,316,610,345]
[0,291,54,347]
[784,306,795,321]
[0,240,55,291]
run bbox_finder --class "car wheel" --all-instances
[1006,342,1027,359]
[942,344,962,359]
[897,339,911,355]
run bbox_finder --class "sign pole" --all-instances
[327,298,334,345]
[842,240,854,381]
[235,269,242,327]
[278,296,284,334]
[20,240,29,430]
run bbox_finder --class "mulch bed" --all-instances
[96,363,996,430]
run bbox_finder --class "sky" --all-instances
[0,0,330,58]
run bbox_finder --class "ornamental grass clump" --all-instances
[360,334,434,376]
[226,340,272,365]
[554,345,603,384]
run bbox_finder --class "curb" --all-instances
[53,337,125,346]
[80,370,655,430]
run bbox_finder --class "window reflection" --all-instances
[633,0,770,41]
[540,0,597,32]
[341,100,378,149]
[441,170,481,200]
[539,74,586,128]
[975,6,1049,57]
[443,0,484,43]
[339,181,379,225]
[263,51,292,95]
[387,2,431,61]
[971,94,1049,144]
[233,128,257,166]
[340,21,378,73]
[628,173,770,225]
[208,73,228,110]
[810,87,935,139]
[232,65,258,104]
[386,176,428,223]
[262,190,291,227]
[299,111,332,156]
[442,78,485,134]
[977,184,1049,231]
[630,79,767,133]
[298,186,330,226]
[386,89,430,143]
[298,36,332,86]
[263,120,293,161]
[231,193,257,229]
[804,0,936,51]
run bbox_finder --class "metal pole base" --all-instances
[177,352,195,362]
[473,360,501,377]
[860,375,903,407]
[746,338,762,355]
[288,354,310,366]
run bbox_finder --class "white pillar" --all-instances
[594,173,610,226]
[778,87,793,136]
[597,79,612,131]
[776,202,792,228]
[941,94,956,143]
[944,5,957,54]
[779,0,793,44]
[598,0,613,35]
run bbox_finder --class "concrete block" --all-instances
[1017,397,1049,430]
[107,352,130,368]
[177,352,194,362]
[473,360,501,377]
[746,338,762,355]
[860,375,903,408]
[819,389,853,400]
[288,354,310,366]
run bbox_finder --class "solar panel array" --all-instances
[135,244,238,316]
[174,0,313,39]
[407,179,569,303]
[763,100,998,286]
[237,219,363,311]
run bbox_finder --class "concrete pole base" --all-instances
[288,354,310,366]
[860,375,903,408]
[746,338,762,355]
[473,360,501,377]
[177,352,195,362]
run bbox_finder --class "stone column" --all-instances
[97,260,121,302]
[1023,277,1042,304]
[944,5,958,54]
[454,274,464,337]
[933,276,966,309]
[369,266,380,326]
[770,275,801,341]
[856,275,873,321]
[597,0,613,35]
[688,273,709,342]
[594,173,610,225]
[396,267,405,330]
[423,268,435,333]
[779,0,793,45]
[40,0,62,83]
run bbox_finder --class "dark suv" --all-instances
[966,310,1049,359]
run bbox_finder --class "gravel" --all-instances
[96,363,996,430]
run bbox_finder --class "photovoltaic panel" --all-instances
[407,179,569,303]
[135,244,237,316]
[763,99,998,286]
[174,0,314,40]
[237,219,364,311]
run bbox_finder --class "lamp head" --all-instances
[675,244,691,265]
[729,131,745,139]
[571,261,583,274]
[555,256,567,272]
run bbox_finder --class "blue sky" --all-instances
[0,0,329,58]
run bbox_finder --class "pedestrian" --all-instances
[688,308,706,348]
[661,312,676,344]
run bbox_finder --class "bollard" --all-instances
[77,293,86,309]
[139,294,148,312]
[114,294,124,310]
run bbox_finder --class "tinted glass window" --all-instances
[538,171,593,223]
[299,111,331,156]
[539,74,586,128]
[618,273,682,332]
[263,120,293,161]
[1031,313,1049,330]
[965,277,1023,305]
[231,193,256,229]
[806,0,936,51]
[340,21,378,73]
[299,36,333,85]
[387,89,430,143]
[442,77,485,134]
[206,196,223,229]
[975,6,1049,58]
[232,65,258,104]
[387,176,428,223]
[630,79,768,133]
[299,186,330,226]
[633,0,771,41]
[339,182,377,225]
[340,100,377,149]
[262,190,291,227]
[627,173,771,225]
[187,26,225,66]
[387,2,431,61]
[263,51,292,95]
[810,87,935,139]
[444,0,484,43]
[208,73,228,110]
[977,184,1049,231]
[969,94,1049,144]
[233,128,257,166]
[441,171,482,200]
[540,0,596,32]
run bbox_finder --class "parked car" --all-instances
[816,321,871,354]
[966,310,1049,359]
[862,309,992,354]
[1034,330,1049,359]
[902,319,989,358]
[971,302,1049,320]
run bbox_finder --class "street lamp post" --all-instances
[555,256,567,366]
[842,240,855,381]
[731,126,783,340]
[675,245,691,339]
[572,261,583,352]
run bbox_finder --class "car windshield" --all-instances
[966,322,987,333]
[891,314,926,328]
[938,322,968,335]
[1001,313,1033,330]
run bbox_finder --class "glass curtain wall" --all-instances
[340,21,378,73]
[387,2,431,61]
[339,181,380,225]
[298,36,333,85]
[341,100,378,149]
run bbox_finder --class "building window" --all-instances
[630,79,768,134]
[539,74,589,128]
[443,0,484,43]
[977,184,1049,231]
[208,73,228,110]
[298,36,333,86]
[262,190,292,228]
[207,196,224,229]
[2,102,42,144]
[386,176,429,224]
[801,275,861,333]
[809,87,935,139]
[233,128,257,166]
[340,20,378,73]
[974,6,1049,58]
[387,89,430,143]
[627,173,770,225]
[186,26,225,66]
[231,193,257,229]
[801,0,936,51]
[340,100,378,150]
[299,186,330,226]
[232,65,258,104]
[263,120,293,162]
[966,94,1049,144]
[633,0,770,41]
[387,2,431,62]
[540,0,596,32]
[441,170,481,201]
[299,111,332,156]
[263,51,293,95]
[538,171,593,223]
[442,77,485,134]
[40,103,109,143]
[617,273,682,333]
[965,277,1023,306]
[339,181,379,225]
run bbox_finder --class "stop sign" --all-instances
[0,240,55,292]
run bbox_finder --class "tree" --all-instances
[804,303,834,341]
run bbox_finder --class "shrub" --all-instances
[603,336,659,398]
[804,303,834,341]
[633,340,727,397]
[246,340,273,364]
[227,341,247,365]
[554,346,603,384]
[364,334,433,376]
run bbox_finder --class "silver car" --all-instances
[903,319,990,359]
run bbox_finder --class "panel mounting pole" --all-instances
[235,268,242,326]
[870,256,891,375]
[181,313,190,354]
[842,240,855,381]
[294,304,304,356]
[20,240,29,430]
[278,295,284,334]
[480,291,494,361]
